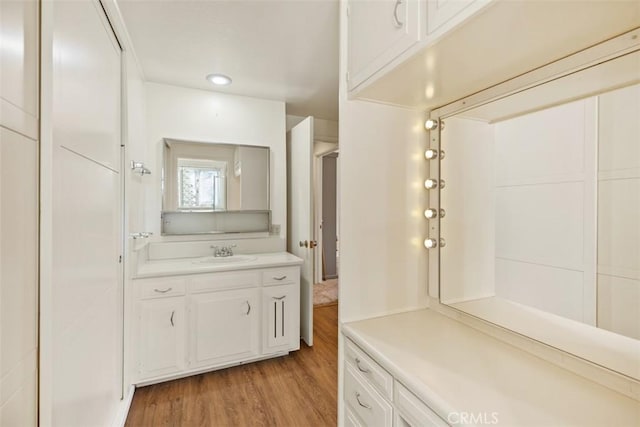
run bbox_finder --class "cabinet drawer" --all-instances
[190,270,260,293]
[262,267,298,286]
[344,364,393,427]
[345,339,393,400]
[395,381,449,427]
[138,277,186,299]
[345,404,364,427]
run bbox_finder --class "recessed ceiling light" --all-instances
[206,73,232,86]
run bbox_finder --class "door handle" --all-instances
[299,240,308,248]
[355,392,372,409]
[309,240,318,249]
[393,0,404,28]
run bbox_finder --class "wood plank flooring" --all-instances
[125,303,338,427]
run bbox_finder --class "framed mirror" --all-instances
[431,37,640,380]
[161,138,270,235]
[163,138,270,211]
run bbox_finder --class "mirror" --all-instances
[163,139,270,212]
[437,50,640,378]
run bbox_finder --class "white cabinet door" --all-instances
[262,284,300,354]
[427,0,488,36]
[347,0,421,91]
[190,288,260,368]
[138,297,186,378]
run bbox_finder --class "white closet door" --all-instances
[50,1,123,426]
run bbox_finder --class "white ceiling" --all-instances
[118,0,339,120]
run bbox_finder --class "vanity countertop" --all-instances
[134,251,303,279]
[342,309,640,426]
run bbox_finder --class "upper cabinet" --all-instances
[347,0,422,91]
[346,0,640,111]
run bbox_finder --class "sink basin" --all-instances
[192,255,257,265]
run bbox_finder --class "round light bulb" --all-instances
[424,119,438,130]
[424,238,438,249]
[424,179,438,189]
[424,208,437,219]
[425,149,438,160]
[206,73,232,86]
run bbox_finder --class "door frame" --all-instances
[314,147,339,285]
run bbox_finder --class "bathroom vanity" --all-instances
[131,252,302,385]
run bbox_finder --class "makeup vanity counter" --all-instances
[342,309,640,426]
[131,252,303,385]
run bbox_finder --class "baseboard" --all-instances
[112,385,135,427]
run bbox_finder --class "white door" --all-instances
[49,1,123,425]
[289,117,315,346]
[189,288,260,367]
[138,297,186,378]
[262,284,300,353]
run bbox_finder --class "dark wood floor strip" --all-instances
[126,304,338,427]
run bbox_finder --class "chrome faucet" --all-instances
[210,244,237,257]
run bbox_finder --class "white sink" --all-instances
[192,255,257,264]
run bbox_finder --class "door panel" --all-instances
[50,1,123,426]
[289,117,315,346]
[139,298,185,377]
[190,289,260,367]
[263,284,300,353]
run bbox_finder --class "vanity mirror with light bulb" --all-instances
[426,30,640,384]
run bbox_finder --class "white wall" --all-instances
[338,101,429,323]
[0,1,39,425]
[145,82,286,247]
[597,84,640,339]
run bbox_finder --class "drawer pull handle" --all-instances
[154,287,172,293]
[355,357,371,374]
[170,310,175,327]
[272,295,286,300]
[355,392,371,410]
[245,301,251,315]
[273,276,287,281]
[393,0,404,28]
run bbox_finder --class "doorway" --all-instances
[314,149,339,306]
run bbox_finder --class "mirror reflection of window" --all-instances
[440,81,640,342]
[177,158,227,210]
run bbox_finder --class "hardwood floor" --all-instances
[125,303,338,427]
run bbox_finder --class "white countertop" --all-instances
[342,309,640,426]
[134,252,303,279]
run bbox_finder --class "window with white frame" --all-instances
[177,158,227,210]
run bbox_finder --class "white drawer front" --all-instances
[345,339,393,400]
[345,364,393,427]
[138,277,186,299]
[190,270,260,293]
[345,404,364,427]
[262,267,298,286]
[395,382,449,427]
